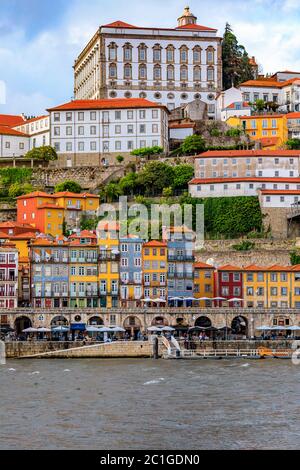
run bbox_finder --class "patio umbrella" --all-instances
[184,297,197,301]
[23,328,38,333]
[169,297,183,301]
[141,298,152,303]
[147,326,164,332]
[271,326,287,331]
[110,327,126,333]
[152,298,167,303]
[288,326,300,331]
[256,326,272,331]
[52,326,70,333]
[86,326,102,333]
[96,327,114,333]
[218,326,232,331]
[213,297,227,301]
[227,298,244,302]
[37,328,51,333]
[161,326,176,332]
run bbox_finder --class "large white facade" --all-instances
[48,98,169,164]
[73,8,222,118]
[0,127,29,158]
[14,116,50,149]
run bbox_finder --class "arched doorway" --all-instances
[124,316,142,340]
[15,316,32,335]
[231,316,248,337]
[51,316,69,327]
[88,316,104,326]
[195,316,212,328]
[152,317,169,327]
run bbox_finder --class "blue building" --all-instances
[119,236,143,308]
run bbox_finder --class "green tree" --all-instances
[162,187,173,198]
[80,214,99,231]
[286,139,300,150]
[104,182,122,202]
[137,162,175,196]
[25,146,58,161]
[290,251,300,265]
[222,23,254,89]
[131,146,163,160]
[116,155,124,164]
[172,164,194,191]
[8,182,34,198]
[119,173,138,196]
[54,180,82,193]
[179,135,206,155]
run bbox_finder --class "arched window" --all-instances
[180,65,188,81]
[193,46,201,64]
[123,43,133,62]
[124,63,132,80]
[166,45,175,63]
[109,63,117,79]
[167,65,174,81]
[138,44,147,62]
[180,46,188,63]
[207,66,214,82]
[139,64,147,80]
[153,45,162,63]
[193,66,201,82]
[153,64,161,81]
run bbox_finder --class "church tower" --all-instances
[177,6,197,27]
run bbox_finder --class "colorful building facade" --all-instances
[142,240,168,307]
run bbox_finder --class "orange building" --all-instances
[193,262,215,307]
[17,191,99,237]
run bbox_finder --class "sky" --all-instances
[0,0,300,116]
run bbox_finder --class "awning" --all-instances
[70,323,86,331]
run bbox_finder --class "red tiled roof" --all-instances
[143,240,167,247]
[54,192,99,199]
[48,98,167,112]
[69,230,97,239]
[194,262,215,269]
[218,264,243,271]
[190,177,300,185]
[169,122,195,129]
[226,101,251,109]
[259,137,281,147]
[287,112,300,119]
[0,114,26,128]
[261,189,300,195]
[0,222,35,229]
[195,150,300,158]
[21,115,48,125]
[175,23,217,31]
[17,191,51,200]
[11,232,38,240]
[0,231,9,239]
[268,265,291,272]
[240,77,300,89]
[103,20,138,28]
[0,125,28,137]
[240,114,284,119]
[244,264,266,271]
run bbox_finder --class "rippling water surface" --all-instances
[1,359,300,450]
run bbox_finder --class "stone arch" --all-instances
[231,316,248,336]
[151,316,169,327]
[123,316,143,339]
[14,316,32,335]
[195,316,212,328]
[50,316,69,327]
[88,316,104,326]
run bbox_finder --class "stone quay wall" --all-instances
[5,341,153,359]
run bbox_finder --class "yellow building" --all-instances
[244,265,293,309]
[69,231,99,309]
[97,222,120,309]
[193,262,215,307]
[142,241,168,307]
[227,114,288,149]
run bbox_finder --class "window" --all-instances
[139,110,146,119]
[115,141,121,151]
[109,63,117,78]
[207,68,214,81]
[127,111,133,120]
[127,125,134,134]
[90,126,96,135]
[90,142,96,151]
[194,66,201,81]
[152,124,158,133]
[180,47,188,63]
[5,142,10,149]
[138,45,147,62]
[139,64,147,80]
[167,65,174,81]
[54,127,60,136]
[78,112,84,121]
[207,49,214,63]
[78,126,84,136]
[128,141,134,150]
[90,111,96,121]
[152,110,158,119]
[153,65,161,80]
[115,111,121,120]
[124,64,132,79]
[78,142,84,151]
[54,142,60,152]
[124,45,132,61]
[66,126,72,136]
[54,113,60,122]
[153,46,161,62]
[193,47,201,63]
[109,44,117,60]
[66,142,72,152]
[115,125,121,134]
[166,46,174,63]
[103,141,109,152]
[140,124,146,133]
[66,112,72,122]
[180,66,188,81]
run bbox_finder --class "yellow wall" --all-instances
[194,267,215,306]
[43,209,64,237]
[227,115,288,149]
[243,269,291,308]
[98,228,120,308]
[142,245,168,299]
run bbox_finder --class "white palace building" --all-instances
[73,7,222,118]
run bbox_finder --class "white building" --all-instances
[0,125,29,158]
[73,7,222,118]
[169,122,195,140]
[189,177,300,198]
[193,150,300,181]
[216,86,243,120]
[239,73,300,113]
[47,98,169,167]
[260,189,300,208]
[13,115,50,149]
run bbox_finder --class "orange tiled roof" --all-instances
[17,191,51,200]
[175,23,217,31]
[0,125,28,137]
[53,192,99,199]
[240,77,300,89]
[11,232,38,240]
[143,240,167,247]
[244,264,266,271]
[261,189,300,195]
[286,112,300,119]
[0,114,26,128]
[169,122,195,129]
[0,222,36,229]
[69,230,97,239]
[194,262,215,269]
[103,20,138,28]
[218,264,243,271]
[190,177,300,185]
[196,150,300,158]
[48,98,168,112]
[0,231,9,238]
[259,137,281,148]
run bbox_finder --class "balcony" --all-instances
[0,277,16,282]
[168,255,194,262]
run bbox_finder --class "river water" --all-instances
[0,358,300,450]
